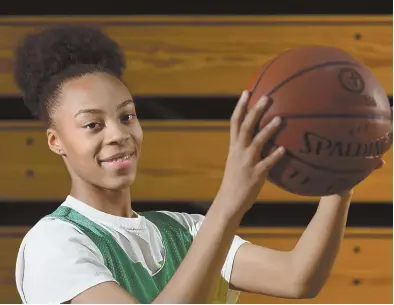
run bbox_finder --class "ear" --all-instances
[47,128,66,156]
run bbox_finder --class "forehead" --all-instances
[59,72,132,112]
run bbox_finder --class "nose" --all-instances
[104,122,131,145]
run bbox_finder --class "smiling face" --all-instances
[47,72,143,191]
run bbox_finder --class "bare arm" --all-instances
[72,92,285,304]
[229,190,352,299]
[290,190,352,296]
[71,282,140,304]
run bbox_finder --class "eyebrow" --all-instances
[74,99,135,118]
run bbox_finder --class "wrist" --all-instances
[322,188,353,200]
[319,189,353,210]
[338,188,353,197]
[209,190,246,226]
[336,189,354,204]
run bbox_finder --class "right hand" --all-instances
[217,90,285,215]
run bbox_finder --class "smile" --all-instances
[104,154,132,163]
[100,152,135,168]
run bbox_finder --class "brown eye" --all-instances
[120,114,135,123]
[84,122,101,129]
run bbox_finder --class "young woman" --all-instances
[14,25,354,304]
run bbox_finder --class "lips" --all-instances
[99,152,134,163]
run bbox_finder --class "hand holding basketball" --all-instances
[247,46,393,196]
[217,90,285,215]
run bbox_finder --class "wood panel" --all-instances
[0,227,391,304]
[238,228,393,304]
[0,121,392,202]
[0,15,392,96]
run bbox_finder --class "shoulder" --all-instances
[16,216,114,304]
[21,216,100,258]
[155,211,205,236]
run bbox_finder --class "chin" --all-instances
[99,172,137,191]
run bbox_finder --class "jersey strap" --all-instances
[49,206,193,303]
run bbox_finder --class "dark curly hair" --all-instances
[14,24,126,125]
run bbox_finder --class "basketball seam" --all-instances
[249,48,293,95]
[252,60,363,137]
[265,61,361,97]
[250,49,295,137]
[281,114,391,120]
[279,148,375,174]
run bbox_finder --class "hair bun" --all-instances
[14,24,126,116]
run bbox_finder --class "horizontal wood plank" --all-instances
[0,227,391,304]
[238,228,393,304]
[0,121,392,202]
[238,271,392,304]
[0,16,392,96]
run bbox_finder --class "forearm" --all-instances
[153,194,244,304]
[291,191,352,295]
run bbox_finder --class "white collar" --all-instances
[62,195,146,231]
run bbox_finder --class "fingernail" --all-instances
[272,116,281,125]
[240,90,248,100]
[259,96,269,106]
[277,146,285,153]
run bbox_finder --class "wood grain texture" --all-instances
[0,227,391,304]
[238,228,393,304]
[0,121,392,202]
[0,15,392,96]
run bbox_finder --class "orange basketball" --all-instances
[248,46,392,196]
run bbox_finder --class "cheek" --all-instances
[133,123,144,147]
[64,133,100,163]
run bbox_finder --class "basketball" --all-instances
[248,45,393,196]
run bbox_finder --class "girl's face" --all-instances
[47,72,143,191]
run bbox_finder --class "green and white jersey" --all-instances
[15,196,248,303]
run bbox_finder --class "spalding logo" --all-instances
[299,131,393,157]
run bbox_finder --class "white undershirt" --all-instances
[15,196,248,304]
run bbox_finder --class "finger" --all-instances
[256,146,286,173]
[376,158,385,169]
[230,90,250,144]
[239,96,271,147]
[249,116,282,156]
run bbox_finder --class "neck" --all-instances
[70,181,134,218]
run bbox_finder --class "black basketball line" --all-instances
[280,149,370,174]
[250,60,365,138]
[262,141,373,174]
[289,170,299,179]
[281,113,392,120]
[265,61,362,97]
[249,48,293,95]
[250,49,296,139]
[249,59,276,94]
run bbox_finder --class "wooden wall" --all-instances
[0,16,392,203]
[0,15,392,304]
[0,120,392,202]
[0,16,392,96]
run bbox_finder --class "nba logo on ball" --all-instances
[338,68,365,94]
